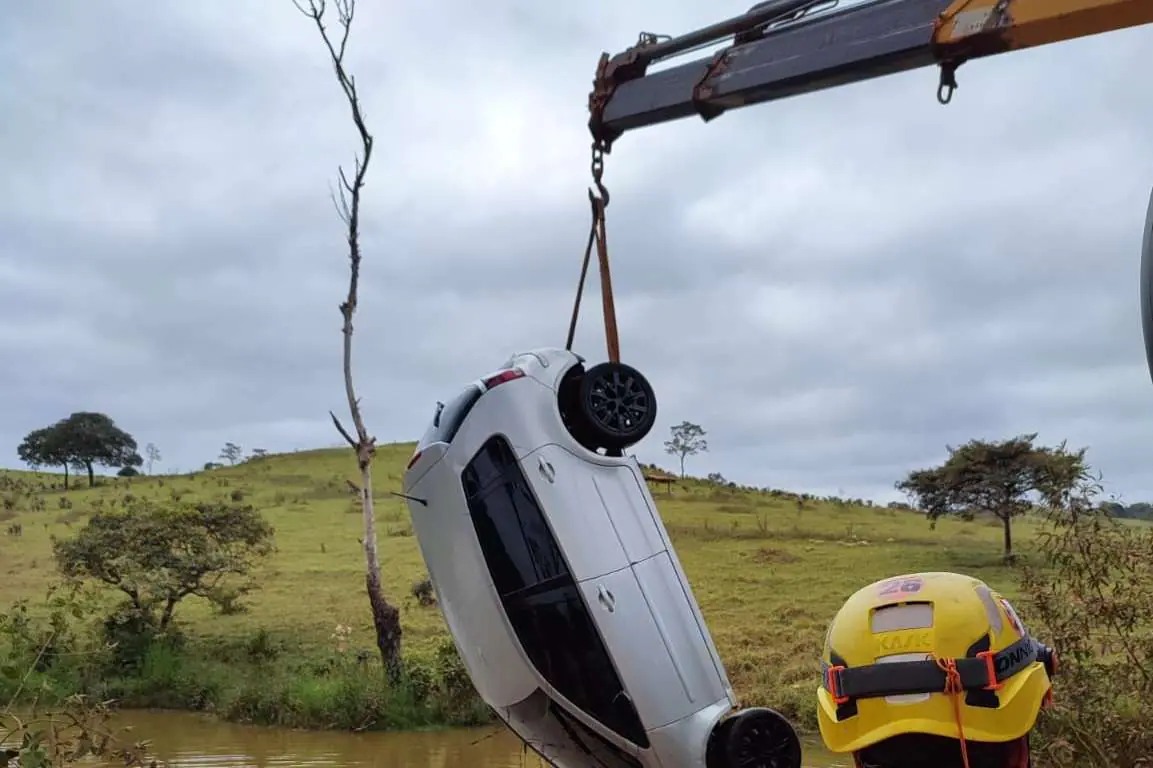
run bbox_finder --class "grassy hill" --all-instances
[0,443,1035,730]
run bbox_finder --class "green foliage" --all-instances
[2,696,161,768]
[53,498,275,631]
[0,584,103,690]
[1022,477,1153,768]
[17,413,142,488]
[17,427,76,489]
[896,433,1086,559]
[664,421,708,479]
[0,581,487,735]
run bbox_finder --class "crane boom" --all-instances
[588,0,1153,150]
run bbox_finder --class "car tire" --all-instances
[705,716,734,768]
[569,361,657,453]
[722,707,802,768]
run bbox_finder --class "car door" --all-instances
[520,444,630,580]
[523,445,666,574]
[631,552,731,706]
[616,459,736,700]
[588,459,667,565]
[579,566,707,732]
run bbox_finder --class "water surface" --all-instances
[90,710,849,767]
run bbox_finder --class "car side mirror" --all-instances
[1140,185,1153,385]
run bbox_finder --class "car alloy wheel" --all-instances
[724,707,802,768]
[577,361,657,451]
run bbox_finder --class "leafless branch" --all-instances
[295,0,375,465]
[298,0,403,679]
[328,410,357,448]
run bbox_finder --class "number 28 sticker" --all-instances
[877,576,924,598]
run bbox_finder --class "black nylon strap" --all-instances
[824,635,1038,701]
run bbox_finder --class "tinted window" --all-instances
[461,434,514,496]
[422,384,482,447]
[463,445,567,595]
[464,437,649,748]
[505,585,648,747]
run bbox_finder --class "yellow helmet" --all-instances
[816,571,1057,756]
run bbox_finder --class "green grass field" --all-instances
[0,443,1037,730]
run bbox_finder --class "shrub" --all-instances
[410,577,436,607]
[1022,481,1153,767]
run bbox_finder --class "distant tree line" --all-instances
[1098,500,1153,521]
[15,412,280,484]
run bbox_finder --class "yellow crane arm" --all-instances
[939,0,1153,53]
[589,0,1153,148]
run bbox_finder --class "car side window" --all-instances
[460,425,512,494]
[463,436,650,748]
[424,384,482,448]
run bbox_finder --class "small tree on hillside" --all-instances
[144,443,162,474]
[895,433,1085,561]
[665,421,708,479]
[53,498,275,632]
[296,0,402,680]
[219,442,243,466]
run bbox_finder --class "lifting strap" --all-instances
[565,142,621,364]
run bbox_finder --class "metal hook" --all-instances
[590,142,610,207]
[937,61,958,105]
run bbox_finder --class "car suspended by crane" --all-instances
[405,6,1153,768]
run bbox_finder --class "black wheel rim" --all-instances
[587,369,650,435]
[731,719,800,768]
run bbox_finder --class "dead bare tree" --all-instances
[295,0,402,681]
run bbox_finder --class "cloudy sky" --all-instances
[3,2,1152,503]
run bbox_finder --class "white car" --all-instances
[1140,183,1153,384]
[402,347,801,768]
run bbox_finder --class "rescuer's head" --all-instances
[816,571,1057,768]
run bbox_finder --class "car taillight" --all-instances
[406,450,422,470]
[483,368,525,390]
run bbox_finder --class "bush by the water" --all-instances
[0,483,488,732]
[0,583,487,731]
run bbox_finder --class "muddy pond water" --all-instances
[90,710,849,767]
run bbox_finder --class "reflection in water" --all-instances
[93,710,848,768]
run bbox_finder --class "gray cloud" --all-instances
[2,2,1152,506]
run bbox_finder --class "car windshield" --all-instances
[418,383,482,448]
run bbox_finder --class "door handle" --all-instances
[597,585,615,613]
[538,457,556,483]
